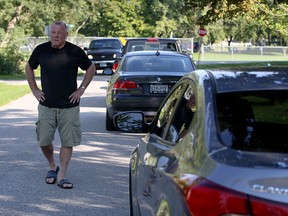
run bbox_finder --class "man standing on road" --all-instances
[25,21,95,189]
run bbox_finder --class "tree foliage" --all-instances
[0,0,287,74]
[1,0,287,45]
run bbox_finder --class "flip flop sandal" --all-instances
[58,179,73,189]
[46,166,59,184]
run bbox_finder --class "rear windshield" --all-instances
[126,41,178,52]
[216,90,288,153]
[122,55,193,72]
[89,39,121,49]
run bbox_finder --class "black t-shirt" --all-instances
[28,41,92,108]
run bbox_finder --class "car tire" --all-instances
[106,109,116,131]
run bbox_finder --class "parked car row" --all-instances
[84,37,185,74]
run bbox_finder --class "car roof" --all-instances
[125,38,178,42]
[90,38,120,41]
[187,69,288,93]
[124,50,189,57]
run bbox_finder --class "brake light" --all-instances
[113,81,137,90]
[112,62,118,71]
[250,196,288,215]
[185,178,249,216]
[184,178,288,216]
[146,38,159,42]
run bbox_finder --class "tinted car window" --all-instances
[122,56,193,72]
[167,85,196,142]
[152,84,185,138]
[127,41,178,52]
[89,39,121,49]
[151,82,196,143]
[216,90,288,152]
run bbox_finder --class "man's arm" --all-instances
[25,63,44,102]
[69,63,96,104]
[79,63,96,90]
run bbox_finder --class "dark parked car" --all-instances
[105,50,195,131]
[84,38,122,73]
[112,38,183,72]
[115,69,288,215]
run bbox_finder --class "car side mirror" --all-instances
[114,112,148,133]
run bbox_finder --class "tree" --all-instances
[257,2,288,42]
[79,0,146,37]
[183,0,259,25]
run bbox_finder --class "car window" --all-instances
[89,39,121,49]
[122,56,193,72]
[167,85,196,142]
[126,40,179,52]
[151,81,196,143]
[151,84,185,138]
[160,42,177,51]
[216,90,288,153]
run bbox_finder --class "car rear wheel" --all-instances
[106,109,116,131]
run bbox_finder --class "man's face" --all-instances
[50,23,68,49]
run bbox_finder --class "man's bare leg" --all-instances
[41,145,57,183]
[57,146,73,188]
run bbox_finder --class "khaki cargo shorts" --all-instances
[35,104,82,147]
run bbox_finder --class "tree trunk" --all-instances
[71,17,89,45]
[0,3,23,48]
[227,35,233,46]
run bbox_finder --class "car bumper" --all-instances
[91,60,115,69]
[107,95,165,119]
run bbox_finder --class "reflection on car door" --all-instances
[136,79,197,215]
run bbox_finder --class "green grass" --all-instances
[192,49,288,61]
[195,52,288,62]
[0,74,27,80]
[0,69,86,107]
[197,61,288,70]
[0,83,31,106]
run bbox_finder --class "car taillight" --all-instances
[112,62,118,71]
[146,38,158,42]
[250,196,288,216]
[183,177,288,216]
[185,178,249,216]
[113,81,137,90]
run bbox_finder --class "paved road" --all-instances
[0,75,141,216]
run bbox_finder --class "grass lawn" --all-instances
[197,61,288,70]
[0,69,86,107]
[0,83,31,106]
[195,52,288,62]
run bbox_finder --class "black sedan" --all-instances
[105,50,196,131]
[115,69,288,215]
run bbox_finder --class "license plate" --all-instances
[100,63,107,67]
[150,84,168,94]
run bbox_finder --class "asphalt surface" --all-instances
[0,75,141,216]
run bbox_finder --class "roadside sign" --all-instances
[198,28,207,37]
